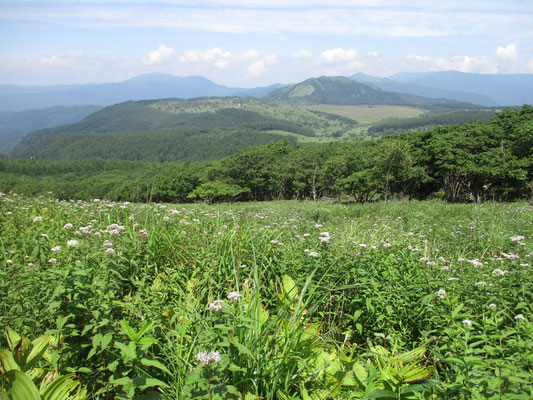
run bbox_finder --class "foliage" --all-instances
[2,106,532,203]
[0,328,87,400]
[367,110,497,135]
[1,195,531,398]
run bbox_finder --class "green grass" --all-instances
[301,105,425,124]
[149,98,358,139]
[150,99,426,141]
[1,196,532,399]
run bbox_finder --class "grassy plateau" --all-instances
[1,194,532,399]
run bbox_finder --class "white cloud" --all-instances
[142,45,174,65]
[496,44,517,60]
[179,47,232,63]
[0,51,129,85]
[214,59,229,69]
[293,49,312,59]
[6,4,530,38]
[245,54,277,77]
[321,48,357,63]
[239,49,259,60]
[40,51,85,66]
[247,60,266,76]
[263,54,278,65]
[402,54,497,73]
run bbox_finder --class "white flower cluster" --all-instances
[492,268,508,277]
[319,232,331,243]
[502,253,519,260]
[195,351,221,365]
[209,300,227,312]
[227,291,242,302]
[468,259,484,267]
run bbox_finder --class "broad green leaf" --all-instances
[92,333,102,349]
[140,358,171,375]
[4,370,41,400]
[120,320,138,342]
[367,389,396,399]
[397,347,426,363]
[353,362,368,384]
[133,376,169,389]
[403,366,435,383]
[100,333,113,351]
[281,275,298,302]
[231,338,253,357]
[0,349,20,372]
[228,363,246,373]
[6,327,22,352]
[138,337,157,351]
[451,303,464,319]
[13,337,32,369]
[41,375,82,400]
[87,347,97,360]
[136,322,155,341]
[244,393,262,400]
[25,335,51,371]
[115,342,136,362]
[109,376,131,386]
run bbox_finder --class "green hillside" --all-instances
[0,105,102,153]
[15,128,297,162]
[367,109,499,135]
[11,97,362,159]
[266,76,476,108]
[9,77,485,162]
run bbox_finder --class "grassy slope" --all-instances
[1,196,531,398]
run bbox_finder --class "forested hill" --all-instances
[1,106,531,204]
[0,105,102,154]
[265,76,475,108]
[11,98,322,159]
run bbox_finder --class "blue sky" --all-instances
[1,0,532,86]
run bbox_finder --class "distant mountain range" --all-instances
[2,71,533,113]
[350,71,533,107]
[0,73,283,112]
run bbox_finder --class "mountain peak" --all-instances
[266,75,471,108]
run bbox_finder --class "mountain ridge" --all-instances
[0,74,285,112]
[265,76,474,108]
[3,70,533,112]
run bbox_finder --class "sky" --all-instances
[1,0,533,87]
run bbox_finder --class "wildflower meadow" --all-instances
[1,193,532,399]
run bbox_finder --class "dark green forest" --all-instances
[367,109,498,135]
[1,106,531,203]
[11,103,315,158]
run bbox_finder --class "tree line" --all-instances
[1,106,531,203]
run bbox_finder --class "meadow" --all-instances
[1,194,532,399]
